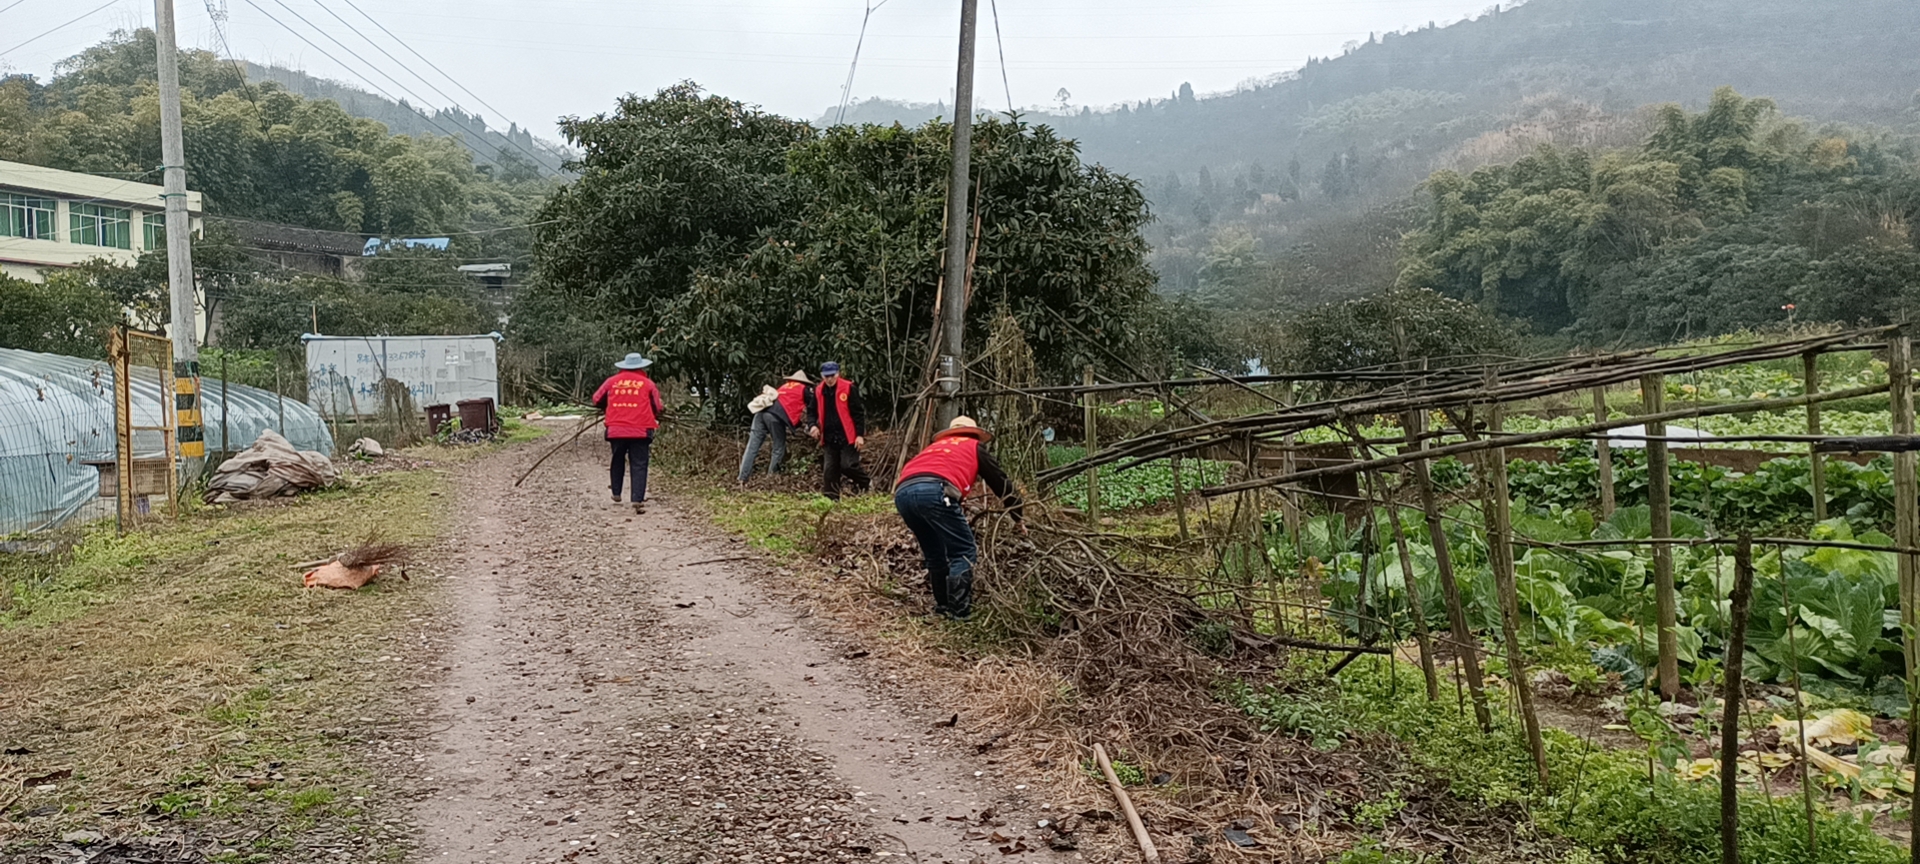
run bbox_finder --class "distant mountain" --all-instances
[243,61,571,174]
[833,0,1920,310]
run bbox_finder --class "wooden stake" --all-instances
[1721,536,1756,864]
[1643,371,1680,701]
[1594,385,1615,518]
[1805,351,1827,523]
[1405,407,1492,732]
[1481,389,1548,786]
[1782,543,1818,855]
[1888,335,1919,864]
[1083,364,1100,524]
[1092,744,1159,862]
[1383,474,1440,701]
[1170,454,1190,542]
[1281,382,1303,555]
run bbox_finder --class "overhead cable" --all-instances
[335,0,559,168]
[307,0,554,173]
[0,0,118,57]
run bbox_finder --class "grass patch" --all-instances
[0,454,456,858]
[701,489,893,557]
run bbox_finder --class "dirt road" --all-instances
[398,437,1080,863]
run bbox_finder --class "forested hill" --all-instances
[1050,0,1919,179]
[242,61,570,174]
[834,0,1920,307]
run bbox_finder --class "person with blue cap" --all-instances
[592,353,664,513]
[804,361,870,500]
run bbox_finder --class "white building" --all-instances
[0,159,204,281]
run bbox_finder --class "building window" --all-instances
[143,212,166,250]
[70,203,132,249]
[2,194,57,240]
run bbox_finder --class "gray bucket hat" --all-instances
[615,352,653,370]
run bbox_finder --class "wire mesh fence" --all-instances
[110,329,179,530]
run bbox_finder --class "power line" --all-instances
[333,0,559,169]
[238,0,507,167]
[987,0,1012,113]
[0,0,33,16]
[0,0,119,57]
[305,0,554,174]
[834,0,890,126]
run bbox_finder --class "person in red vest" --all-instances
[893,416,1025,620]
[804,361,870,500]
[591,353,664,514]
[737,370,812,483]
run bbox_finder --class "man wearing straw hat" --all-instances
[592,353,664,514]
[737,370,812,484]
[893,417,1025,620]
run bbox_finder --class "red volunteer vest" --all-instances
[775,381,808,424]
[897,434,982,497]
[815,379,858,440]
[593,371,660,438]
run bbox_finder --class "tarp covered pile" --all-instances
[204,430,338,503]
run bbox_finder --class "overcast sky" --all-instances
[1,0,1497,140]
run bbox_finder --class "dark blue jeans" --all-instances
[894,479,976,618]
[736,409,790,482]
[609,436,653,502]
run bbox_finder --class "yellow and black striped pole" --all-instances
[175,360,203,459]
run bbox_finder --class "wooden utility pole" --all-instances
[1643,372,1679,700]
[155,0,203,465]
[934,0,979,428]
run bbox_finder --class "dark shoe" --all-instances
[632,502,646,514]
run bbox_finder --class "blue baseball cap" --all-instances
[820,361,841,375]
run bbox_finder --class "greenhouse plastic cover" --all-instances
[0,347,334,535]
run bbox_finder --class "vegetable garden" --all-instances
[1007,326,1920,861]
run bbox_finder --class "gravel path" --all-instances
[402,437,1084,863]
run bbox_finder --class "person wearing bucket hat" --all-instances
[804,361,870,500]
[737,370,813,483]
[893,416,1025,620]
[592,353,664,513]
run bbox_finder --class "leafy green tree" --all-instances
[529,84,1157,413]
[529,82,810,355]
[0,270,122,357]
[1399,88,1920,342]
[1268,287,1518,374]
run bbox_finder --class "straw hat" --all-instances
[783,369,813,384]
[935,415,991,442]
[614,352,653,370]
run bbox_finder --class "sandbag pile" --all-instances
[203,430,339,503]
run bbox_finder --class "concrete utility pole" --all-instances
[154,0,203,462]
[934,0,978,428]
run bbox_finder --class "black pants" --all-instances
[609,436,653,502]
[821,441,870,500]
